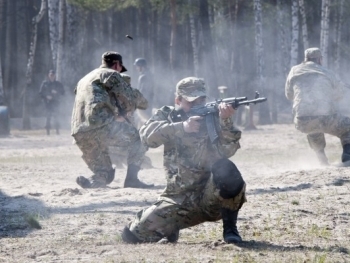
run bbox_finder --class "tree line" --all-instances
[0,0,349,129]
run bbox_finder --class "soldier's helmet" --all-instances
[134,58,147,67]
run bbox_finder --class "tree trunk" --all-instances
[189,0,199,77]
[56,0,66,80]
[228,0,243,125]
[199,0,217,98]
[48,0,59,69]
[290,0,299,67]
[254,0,271,126]
[15,0,29,115]
[169,0,177,82]
[22,0,47,130]
[334,0,344,74]
[299,0,309,50]
[0,53,3,105]
[66,1,81,88]
[0,0,5,105]
[320,0,330,67]
[4,1,17,116]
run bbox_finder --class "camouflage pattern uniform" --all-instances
[125,77,246,242]
[285,47,350,155]
[108,73,153,169]
[72,65,147,185]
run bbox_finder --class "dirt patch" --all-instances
[0,125,349,262]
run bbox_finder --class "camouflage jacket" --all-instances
[139,106,241,204]
[285,61,346,117]
[71,65,148,135]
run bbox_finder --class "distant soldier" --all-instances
[134,58,155,126]
[285,47,350,166]
[39,70,65,135]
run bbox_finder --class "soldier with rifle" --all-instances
[122,76,267,244]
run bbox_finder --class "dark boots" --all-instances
[121,226,142,244]
[122,226,179,244]
[315,149,329,166]
[124,164,154,188]
[105,168,115,184]
[221,208,242,243]
[76,175,106,188]
[341,144,350,166]
[76,168,115,189]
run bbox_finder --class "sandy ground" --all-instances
[0,124,349,263]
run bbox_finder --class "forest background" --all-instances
[0,0,349,129]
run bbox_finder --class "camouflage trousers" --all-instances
[295,114,350,151]
[73,121,146,184]
[127,176,246,242]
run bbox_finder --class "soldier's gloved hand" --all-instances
[218,103,235,119]
[183,116,202,133]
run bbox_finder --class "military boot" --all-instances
[221,208,242,243]
[341,144,350,166]
[105,168,115,185]
[157,229,180,244]
[76,175,106,189]
[315,149,329,166]
[121,226,142,244]
[123,164,154,188]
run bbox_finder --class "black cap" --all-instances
[48,69,55,74]
[102,51,127,72]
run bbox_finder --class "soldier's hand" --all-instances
[183,116,202,133]
[46,95,52,100]
[218,103,235,119]
[115,116,126,122]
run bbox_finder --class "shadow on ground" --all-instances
[0,190,46,238]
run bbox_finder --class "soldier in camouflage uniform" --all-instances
[122,77,246,244]
[72,51,153,189]
[285,47,350,166]
[109,73,154,169]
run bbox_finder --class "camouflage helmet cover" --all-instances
[176,77,206,102]
[304,47,322,61]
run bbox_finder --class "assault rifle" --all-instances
[188,91,267,143]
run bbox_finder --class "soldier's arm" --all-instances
[217,115,242,157]
[39,81,46,98]
[285,68,294,101]
[102,72,137,112]
[139,107,184,148]
[133,89,148,110]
